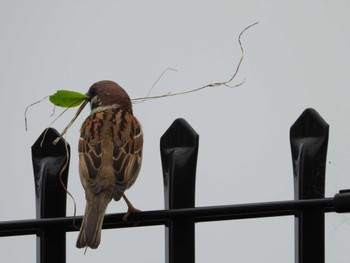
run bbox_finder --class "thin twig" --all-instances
[24,95,50,131]
[131,21,258,103]
[50,106,56,117]
[40,107,71,147]
[59,137,79,230]
[152,68,178,89]
[53,100,89,145]
[39,101,88,147]
[134,68,178,104]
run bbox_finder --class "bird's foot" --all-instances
[122,205,141,222]
[122,194,141,222]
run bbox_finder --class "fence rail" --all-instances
[0,108,350,263]
[0,196,346,235]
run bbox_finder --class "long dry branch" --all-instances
[131,21,258,103]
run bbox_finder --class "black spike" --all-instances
[32,128,70,263]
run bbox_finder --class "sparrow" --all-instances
[76,80,143,249]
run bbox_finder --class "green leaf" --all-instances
[49,90,89,108]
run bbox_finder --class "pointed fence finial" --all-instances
[160,118,199,263]
[290,108,329,263]
[32,128,70,263]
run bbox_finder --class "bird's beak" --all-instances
[85,91,92,101]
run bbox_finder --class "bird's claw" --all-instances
[122,194,140,221]
[122,206,141,222]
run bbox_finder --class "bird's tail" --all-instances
[76,197,109,249]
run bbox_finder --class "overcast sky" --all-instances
[1,1,350,262]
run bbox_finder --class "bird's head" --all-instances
[86,80,133,114]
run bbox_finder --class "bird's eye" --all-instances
[89,90,95,97]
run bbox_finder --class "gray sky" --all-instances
[1,1,350,262]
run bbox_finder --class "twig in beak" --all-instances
[53,100,89,145]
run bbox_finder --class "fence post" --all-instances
[31,128,70,263]
[290,108,329,263]
[160,119,199,263]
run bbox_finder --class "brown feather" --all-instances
[77,98,143,248]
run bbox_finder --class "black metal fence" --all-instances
[1,108,350,263]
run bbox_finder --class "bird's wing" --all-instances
[78,113,103,193]
[111,112,143,200]
[79,109,143,197]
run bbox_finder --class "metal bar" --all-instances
[32,128,70,263]
[290,108,329,263]
[0,196,338,237]
[160,119,199,263]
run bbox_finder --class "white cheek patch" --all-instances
[90,103,122,114]
[90,96,101,110]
